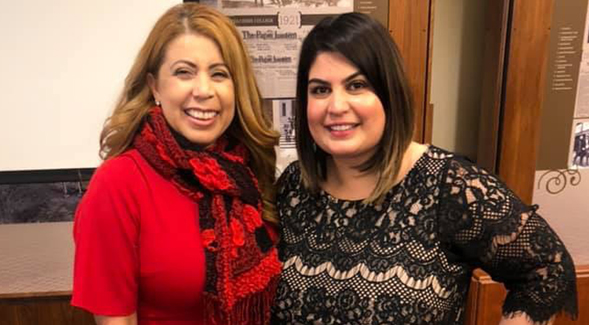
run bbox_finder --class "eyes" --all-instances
[348,80,369,91]
[172,69,190,78]
[172,66,230,81]
[309,78,371,97]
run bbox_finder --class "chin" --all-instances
[191,138,216,147]
[325,148,360,156]
[182,133,215,147]
[327,148,375,162]
[180,127,222,146]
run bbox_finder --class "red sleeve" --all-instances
[71,155,141,316]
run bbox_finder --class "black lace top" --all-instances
[271,146,577,325]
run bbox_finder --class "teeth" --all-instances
[187,109,217,120]
[330,124,354,131]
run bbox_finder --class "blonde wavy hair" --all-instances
[100,3,280,222]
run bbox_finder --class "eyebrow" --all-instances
[171,60,196,68]
[171,60,229,70]
[308,71,363,85]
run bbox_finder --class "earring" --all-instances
[155,100,161,107]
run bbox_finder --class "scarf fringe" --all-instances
[233,250,282,301]
[202,276,279,325]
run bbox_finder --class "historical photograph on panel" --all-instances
[570,119,589,168]
[272,99,298,174]
[273,99,296,149]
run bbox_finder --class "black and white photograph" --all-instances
[271,99,298,173]
[273,99,296,149]
[571,120,589,168]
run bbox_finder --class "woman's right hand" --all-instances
[94,313,137,325]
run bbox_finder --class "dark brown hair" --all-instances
[295,12,414,202]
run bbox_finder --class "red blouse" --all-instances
[72,149,206,325]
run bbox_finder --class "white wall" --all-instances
[0,0,179,171]
[430,0,486,159]
[533,169,589,264]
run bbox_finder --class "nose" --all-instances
[192,74,214,99]
[327,88,349,115]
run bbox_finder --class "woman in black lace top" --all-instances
[271,12,578,325]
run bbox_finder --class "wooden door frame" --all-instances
[477,0,555,204]
[388,0,435,144]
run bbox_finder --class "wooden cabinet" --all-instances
[0,295,93,325]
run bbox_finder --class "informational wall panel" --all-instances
[537,0,589,170]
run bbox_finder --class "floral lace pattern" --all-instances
[271,146,577,325]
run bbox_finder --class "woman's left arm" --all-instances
[439,156,578,325]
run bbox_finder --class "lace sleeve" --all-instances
[438,156,578,324]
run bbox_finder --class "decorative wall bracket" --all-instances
[537,169,582,195]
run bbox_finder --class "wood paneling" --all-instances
[464,269,505,325]
[388,0,434,143]
[497,0,555,204]
[464,265,588,325]
[423,0,435,144]
[477,0,511,173]
[0,295,93,325]
[424,103,434,144]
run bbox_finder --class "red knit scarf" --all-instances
[133,107,281,324]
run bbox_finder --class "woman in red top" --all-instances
[71,3,281,325]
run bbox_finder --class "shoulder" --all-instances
[415,146,509,197]
[93,149,147,181]
[442,149,498,184]
[420,145,490,179]
[277,161,301,186]
[435,147,523,211]
[85,149,150,199]
[276,161,303,197]
[410,145,455,179]
[75,151,148,234]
